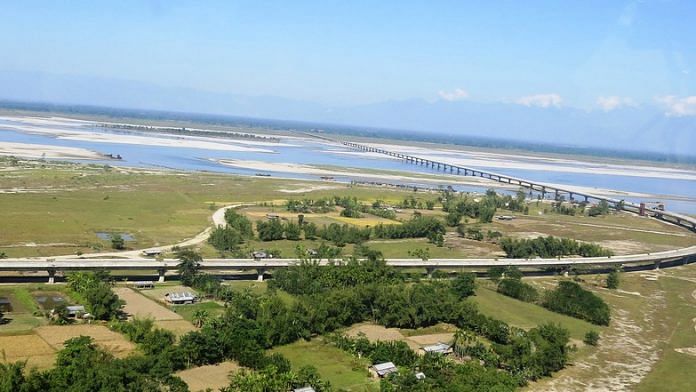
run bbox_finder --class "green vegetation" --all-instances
[583,330,600,346]
[543,281,611,326]
[66,272,123,320]
[500,235,613,258]
[270,339,375,391]
[606,269,620,289]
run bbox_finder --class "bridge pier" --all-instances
[157,268,166,283]
[425,267,436,279]
[257,268,267,282]
[653,260,661,270]
[47,268,56,284]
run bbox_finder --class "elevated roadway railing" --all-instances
[3,244,695,283]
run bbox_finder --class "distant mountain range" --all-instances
[0,70,693,158]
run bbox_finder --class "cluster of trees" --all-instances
[397,196,435,210]
[0,336,189,391]
[373,215,445,241]
[286,198,335,213]
[588,200,611,217]
[208,209,254,252]
[66,271,123,320]
[543,281,611,325]
[606,268,620,289]
[499,236,613,258]
[551,201,584,216]
[224,365,331,392]
[497,276,539,303]
[311,223,369,246]
[442,190,498,225]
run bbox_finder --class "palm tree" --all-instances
[192,309,209,328]
[452,329,476,358]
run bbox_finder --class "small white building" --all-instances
[131,281,155,289]
[165,292,197,305]
[293,387,316,392]
[370,362,398,378]
[141,249,162,257]
[66,305,86,318]
[420,342,452,355]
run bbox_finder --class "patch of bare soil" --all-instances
[599,240,652,255]
[154,320,196,337]
[115,287,182,321]
[175,361,240,392]
[532,285,666,391]
[346,323,405,342]
[34,325,135,357]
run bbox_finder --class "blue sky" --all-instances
[1,0,694,112]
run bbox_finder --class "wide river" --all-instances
[1,117,695,214]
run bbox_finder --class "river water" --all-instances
[1,117,694,214]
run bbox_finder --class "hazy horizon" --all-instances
[1,1,694,155]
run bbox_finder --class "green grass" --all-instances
[635,271,696,391]
[472,285,601,340]
[270,339,378,391]
[172,301,225,322]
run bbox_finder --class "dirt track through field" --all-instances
[115,287,182,321]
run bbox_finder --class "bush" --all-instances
[584,330,600,346]
[497,278,539,302]
[606,270,620,289]
[543,281,610,326]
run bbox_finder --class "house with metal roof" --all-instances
[292,387,316,392]
[131,281,155,289]
[370,362,398,378]
[164,292,197,304]
[420,342,452,355]
[66,305,86,318]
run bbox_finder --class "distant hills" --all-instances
[0,70,693,160]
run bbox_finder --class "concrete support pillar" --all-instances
[257,268,267,282]
[654,261,661,270]
[562,269,569,278]
[425,267,435,279]
[47,269,56,284]
[157,268,166,283]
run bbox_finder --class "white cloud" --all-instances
[656,96,696,117]
[515,93,562,108]
[438,88,469,101]
[596,96,636,111]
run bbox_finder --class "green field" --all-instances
[2,159,693,259]
[270,339,378,391]
[472,284,601,341]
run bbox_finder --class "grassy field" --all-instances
[2,159,693,259]
[472,284,601,341]
[270,338,378,392]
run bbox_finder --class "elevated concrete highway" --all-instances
[3,244,695,283]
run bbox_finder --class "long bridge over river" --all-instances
[339,140,696,232]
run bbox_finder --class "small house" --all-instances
[415,372,426,380]
[131,281,155,289]
[370,362,398,378]
[165,292,197,305]
[292,387,316,392]
[420,342,452,355]
[66,305,86,318]
[141,249,162,257]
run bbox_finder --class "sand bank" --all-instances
[0,142,102,160]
